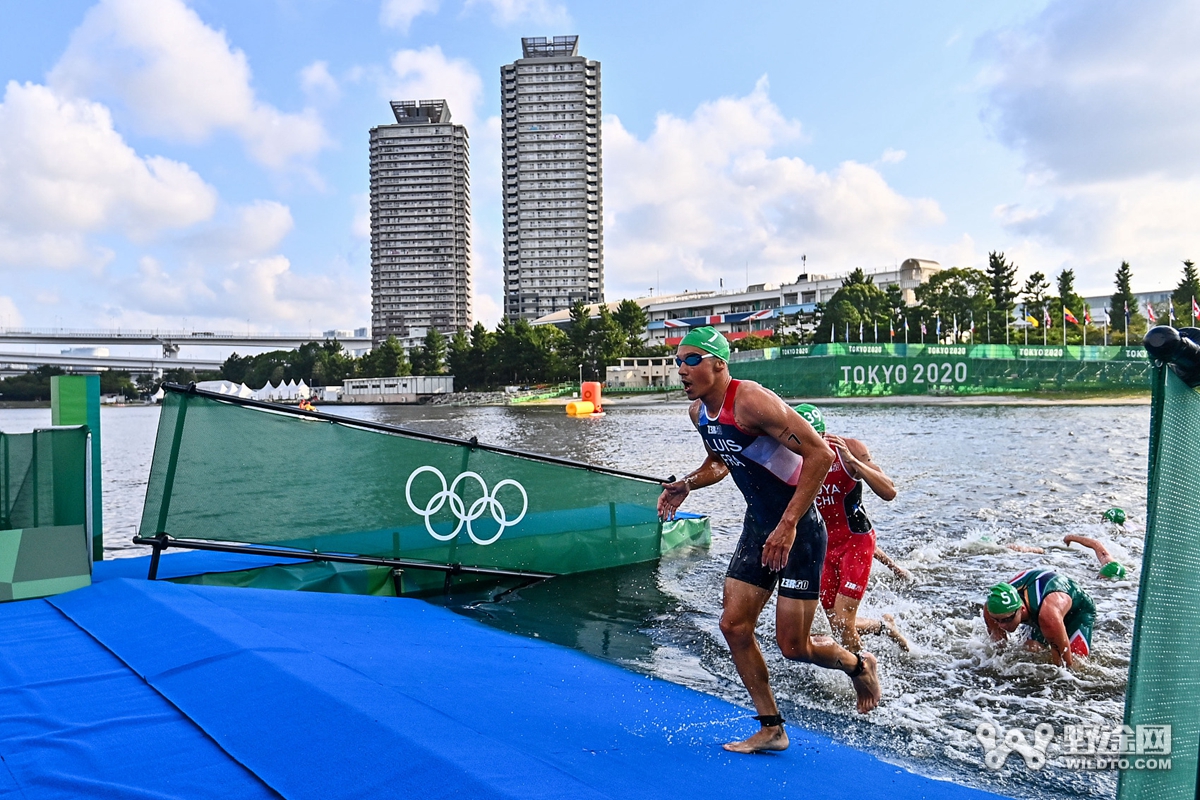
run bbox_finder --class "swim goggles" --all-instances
[675,353,717,367]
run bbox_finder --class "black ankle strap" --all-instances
[849,653,865,678]
[753,714,784,728]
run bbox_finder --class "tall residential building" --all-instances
[369,99,470,346]
[501,35,603,321]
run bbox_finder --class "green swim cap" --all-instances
[679,326,730,361]
[1100,561,1127,580]
[793,403,825,434]
[1102,507,1126,526]
[986,583,1023,615]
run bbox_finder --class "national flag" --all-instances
[859,321,864,341]
[920,321,926,336]
[1025,313,1039,328]
[1168,303,1176,324]
[1193,296,1200,318]
[1064,307,1079,325]
[905,317,910,332]
[1043,306,1051,326]
[1103,308,1110,325]
[1084,307,1092,325]
[936,317,942,337]
[1146,302,1157,323]
[890,319,895,338]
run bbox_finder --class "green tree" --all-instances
[986,251,1019,342]
[99,370,137,399]
[816,272,890,342]
[446,329,471,385]
[467,322,495,389]
[590,305,625,378]
[357,336,411,378]
[1054,269,1087,344]
[311,340,357,386]
[1020,271,1051,329]
[1109,261,1144,340]
[1172,259,1200,324]
[613,298,648,355]
[0,365,65,402]
[916,267,993,341]
[410,328,447,375]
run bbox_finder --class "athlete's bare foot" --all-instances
[723,724,789,753]
[882,613,910,652]
[851,651,882,713]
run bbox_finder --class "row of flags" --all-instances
[829,296,1199,342]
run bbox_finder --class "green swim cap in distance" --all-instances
[1100,561,1127,580]
[679,326,730,361]
[793,403,825,434]
[1102,507,1126,526]
[986,583,1023,615]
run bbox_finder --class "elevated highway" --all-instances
[0,351,224,372]
[0,328,370,356]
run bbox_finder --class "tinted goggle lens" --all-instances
[675,353,713,367]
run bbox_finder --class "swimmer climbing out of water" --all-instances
[983,569,1097,668]
[657,327,881,755]
[793,403,910,654]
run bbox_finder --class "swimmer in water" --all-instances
[1062,535,1127,580]
[658,327,881,755]
[983,569,1097,668]
[793,404,909,653]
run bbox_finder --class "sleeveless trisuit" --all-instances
[696,380,826,601]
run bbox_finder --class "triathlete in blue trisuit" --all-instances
[658,327,882,755]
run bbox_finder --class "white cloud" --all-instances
[380,0,440,31]
[880,148,907,164]
[181,200,294,260]
[464,0,570,26]
[122,255,368,328]
[300,61,339,103]
[981,0,1200,289]
[602,78,945,298]
[49,0,329,168]
[0,81,216,268]
[384,46,484,130]
[0,296,22,328]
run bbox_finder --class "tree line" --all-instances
[816,254,1200,346]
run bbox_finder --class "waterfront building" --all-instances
[369,99,471,346]
[501,36,603,321]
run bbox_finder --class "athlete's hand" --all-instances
[761,523,797,572]
[824,434,854,464]
[657,481,689,521]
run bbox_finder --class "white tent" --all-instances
[254,381,276,401]
[296,379,311,399]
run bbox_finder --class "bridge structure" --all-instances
[0,328,370,376]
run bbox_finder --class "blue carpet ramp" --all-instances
[50,580,607,800]
[51,580,1006,800]
[0,598,275,799]
[93,550,306,582]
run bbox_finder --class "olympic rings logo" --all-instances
[404,466,528,546]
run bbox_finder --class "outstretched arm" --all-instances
[827,436,896,501]
[658,452,728,521]
[873,545,912,581]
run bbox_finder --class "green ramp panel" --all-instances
[141,388,706,577]
[1118,367,1200,800]
[0,427,92,601]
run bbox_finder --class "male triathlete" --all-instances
[793,404,908,653]
[658,327,881,755]
[983,569,1096,668]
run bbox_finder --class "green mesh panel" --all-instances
[1,428,88,532]
[1118,368,1200,800]
[140,391,706,576]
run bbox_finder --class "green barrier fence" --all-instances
[0,427,92,601]
[1118,360,1200,799]
[140,385,709,579]
[729,343,1152,398]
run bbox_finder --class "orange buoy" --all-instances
[581,381,602,411]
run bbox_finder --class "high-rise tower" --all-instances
[369,99,471,346]
[501,36,603,321]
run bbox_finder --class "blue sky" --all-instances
[1,0,1197,334]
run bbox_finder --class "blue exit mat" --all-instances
[0,580,1008,799]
